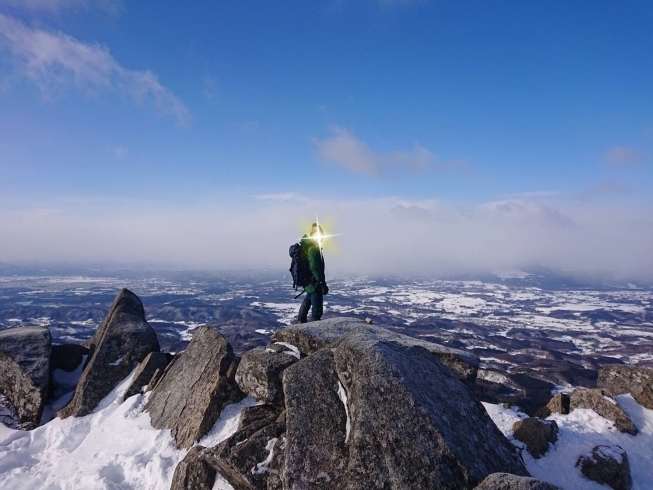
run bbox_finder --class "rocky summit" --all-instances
[58,288,160,418]
[271,317,480,387]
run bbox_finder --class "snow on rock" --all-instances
[0,370,254,490]
[273,341,301,359]
[251,437,278,475]
[337,381,351,443]
[484,394,653,490]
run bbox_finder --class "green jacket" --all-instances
[300,234,325,293]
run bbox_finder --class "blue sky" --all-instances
[0,1,652,278]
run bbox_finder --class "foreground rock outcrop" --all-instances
[146,326,243,448]
[204,405,286,490]
[598,364,653,410]
[576,445,632,490]
[474,473,561,489]
[0,326,52,429]
[271,317,480,387]
[58,288,160,418]
[280,329,527,489]
[170,446,217,490]
[235,345,298,405]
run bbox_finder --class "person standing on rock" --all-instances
[297,223,329,323]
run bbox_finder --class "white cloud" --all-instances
[0,14,191,125]
[1,193,652,282]
[0,0,123,13]
[312,127,382,176]
[603,146,647,167]
[312,126,442,176]
[578,181,628,201]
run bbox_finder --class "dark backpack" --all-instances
[289,242,313,291]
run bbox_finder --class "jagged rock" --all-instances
[204,409,286,490]
[58,289,160,418]
[282,349,349,489]
[576,445,632,490]
[50,344,89,373]
[170,446,216,490]
[512,418,558,458]
[271,317,480,387]
[235,346,297,405]
[238,404,284,430]
[598,364,653,410]
[0,326,51,429]
[570,389,637,435]
[146,368,163,391]
[474,473,561,489]
[124,351,168,399]
[540,389,637,435]
[282,332,528,489]
[145,326,243,449]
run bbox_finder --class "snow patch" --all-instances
[274,342,301,359]
[109,356,124,366]
[251,437,278,475]
[337,381,351,443]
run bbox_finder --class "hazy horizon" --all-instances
[1,2,651,281]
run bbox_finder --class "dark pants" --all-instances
[298,289,323,323]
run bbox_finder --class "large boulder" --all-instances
[145,326,243,448]
[235,345,298,405]
[598,364,653,410]
[512,418,558,458]
[282,349,349,489]
[271,317,480,387]
[540,389,638,435]
[0,326,52,429]
[58,289,160,418]
[282,331,528,489]
[123,351,168,399]
[576,445,632,490]
[474,473,561,489]
[569,389,637,435]
[170,446,217,490]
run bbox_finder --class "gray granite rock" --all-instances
[124,351,168,399]
[145,326,243,449]
[204,410,286,490]
[282,349,349,489]
[513,418,558,458]
[0,326,51,429]
[474,473,561,489]
[541,389,637,435]
[170,446,216,490]
[281,332,528,489]
[271,317,479,387]
[58,289,160,418]
[569,389,637,435]
[598,364,653,410]
[235,346,297,405]
[576,445,632,490]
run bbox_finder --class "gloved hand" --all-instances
[321,282,329,295]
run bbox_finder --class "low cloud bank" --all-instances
[0,193,652,281]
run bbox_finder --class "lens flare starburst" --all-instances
[302,213,342,259]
